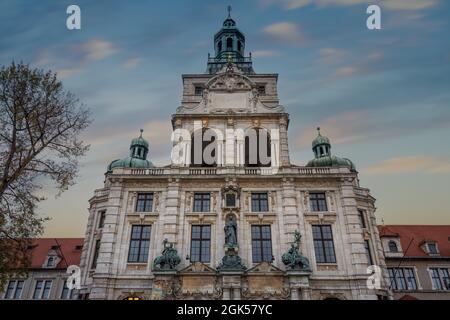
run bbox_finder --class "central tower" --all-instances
[207,7,254,74]
[173,9,290,170]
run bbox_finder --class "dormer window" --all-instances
[423,241,439,255]
[428,243,438,254]
[46,256,56,268]
[388,241,398,253]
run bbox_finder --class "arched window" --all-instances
[388,241,398,252]
[226,37,233,50]
[245,128,271,167]
[237,41,242,52]
[217,40,222,52]
[190,128,217,167]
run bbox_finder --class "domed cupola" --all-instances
[207,6,254,74]
[107,129,154,172]
[306,127,356,171]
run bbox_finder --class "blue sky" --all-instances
[1,0,449,236]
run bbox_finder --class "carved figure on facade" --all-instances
[282,230,311,271]
[153,239,181,271]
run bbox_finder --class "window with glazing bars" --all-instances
[33,280,52,299]
[3,280,24,299]
[312,225,336,263]
[309,192,327,212]
[251,193,268,212]
[136,193,153,212]
[251,225,273,263]
[128,225,151,263]
[388,268,417,290]
[190,225,211,263]
[430,268,450,290]
[193,193,210,212]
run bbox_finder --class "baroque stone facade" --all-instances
[78,11,390,300]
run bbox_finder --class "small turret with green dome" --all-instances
[107,129,154,172]
[306,127,356,171]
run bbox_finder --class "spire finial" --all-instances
[139,129,143,137]
[227,5,232,18]
[317,127,321,136]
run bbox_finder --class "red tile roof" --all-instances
[28,238,84,269]
[378,225,450,257]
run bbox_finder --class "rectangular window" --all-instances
[428,243,438,254]
[358,209,367,228]
[190,225,211,263]
[364,240,374,265]
[33,280,52,299]
[251,225,273,263]
[91,240,101,269]
[42,280,52,299]
[193,193,210,212]
[33,280,43,299]
[388,268,417,290]
[61,281,73,300]
[251,193,268,212]
[430,268,450,290]
[136,193,154,212]
[309,192,328,212]
[312,225,336,263]
[128,225,151,263]
[225,193,236,207]
[257,85,266,95]
[3,280,24,299]
[194,86,204,96]
[98,210,106,229]
[46,256,56,267]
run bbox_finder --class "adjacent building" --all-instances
[77,11,390,300]
[0,238,83,300]
[379,225,450,300]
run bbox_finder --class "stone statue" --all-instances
[153,239,181,271]
[224,215,237,247]
[282,230,311,271]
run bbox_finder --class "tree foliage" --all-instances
[0,62,91,286]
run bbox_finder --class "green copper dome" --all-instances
[312,127,330,149]
[131,130,149,149]
[107,130,154,172]
[306,127,356,172]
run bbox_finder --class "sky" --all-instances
[1,0,449,237]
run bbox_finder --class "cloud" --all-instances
[335,66,358,77]
[263,22,305,45]
[318,48,347,64]
[78,39,117,62]
[251,50,281,58]
[263,0,439,11]
[362,155,450,175]
[33,38,117,79]
[87,119,172,149]
[382,0,439,11]
[55,67,82,79]
[296,111,367,148]
[123,57,142,70]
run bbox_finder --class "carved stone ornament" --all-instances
[217,248,246,272]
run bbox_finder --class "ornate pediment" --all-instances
[246,262,284,274]
[205,72,255,93]
[179,262,216,274]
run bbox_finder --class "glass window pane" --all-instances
[33,280,43,299]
